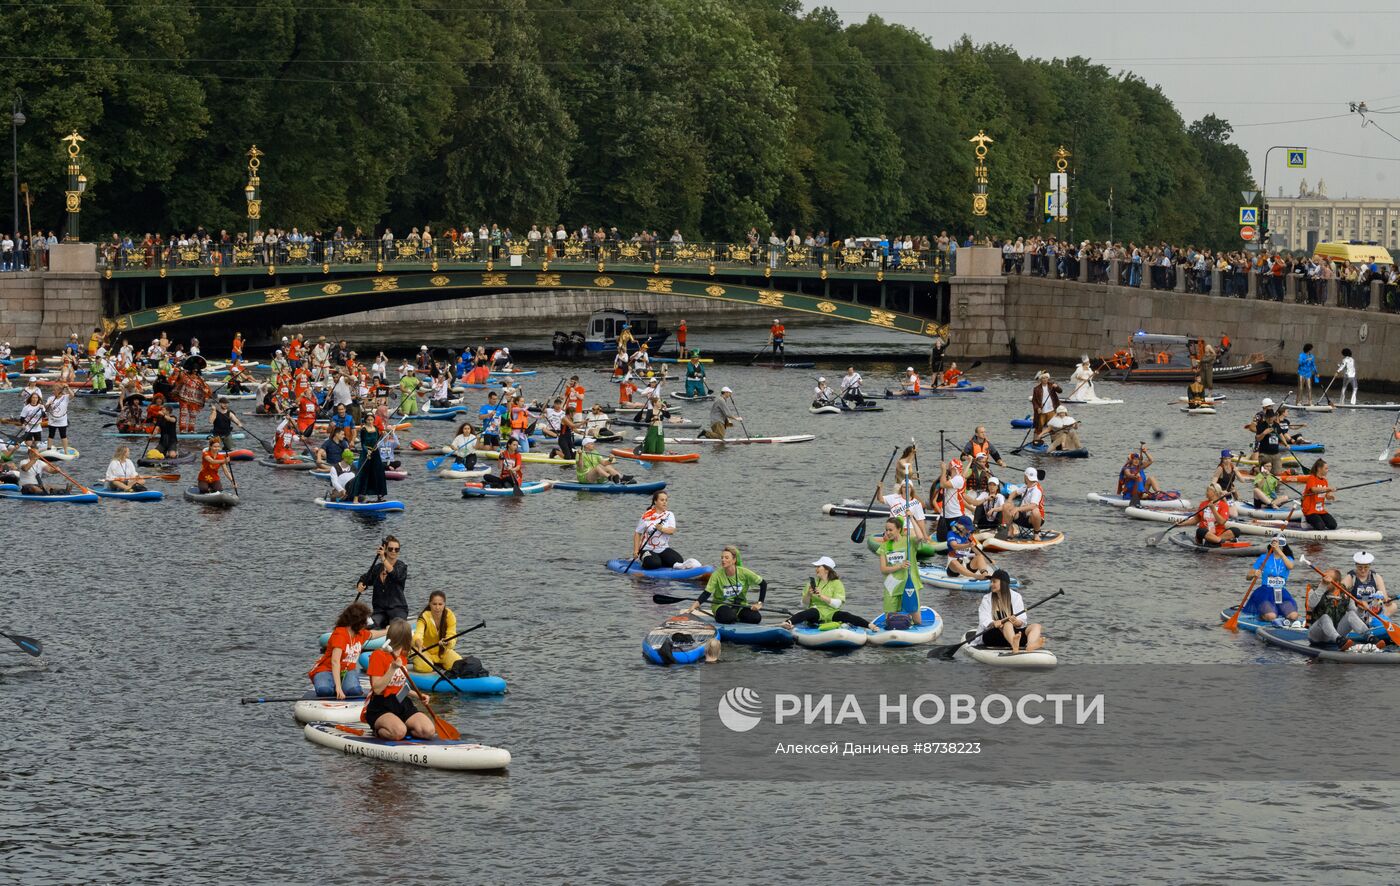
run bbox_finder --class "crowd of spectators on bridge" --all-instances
[0,231,61,271]
[989,235,1400,312]
[89,224,948,274]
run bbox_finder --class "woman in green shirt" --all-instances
[575,437,626,484]
[690,545,766,624]
[1252,461,1291,509]
[397,372,422,417]
[783,556,870,630]
[877,516,924,625]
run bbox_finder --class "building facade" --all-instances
[1266,193,1400,253]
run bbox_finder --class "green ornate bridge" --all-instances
[101,240,951,342]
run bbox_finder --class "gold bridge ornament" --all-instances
[645,278,673,294]
[536,273,561,287]
[371,277,399,292]
[430,275,450,287]
[816,301,837,314]
[155,304,183,322]
[704,285,726,297]
[213,298,234,310]
[321,283,343,295]
[594,276,615,287]
[263,288,290,303]
[482,273,507,287]
[868,308,897,328]
[756,290,784,307]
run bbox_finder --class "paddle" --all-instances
[394,661,460,740]
[34,449,91,494]
[225,453,240,498]
[1303,561,1400,647]
[852,447,899,544]
[352,548,385,605]
[650,592,794,618]
[1379,411,1400,463]
[0,630,42,656]
[926,589,1065,659]
[1145,500,1213,547]
[730,394,752,441]
[240,694,311,705]
[241,422,275,455]
[748,337,772,366]
[1221,577,1260,632]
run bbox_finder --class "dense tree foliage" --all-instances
[1,3,1254,247]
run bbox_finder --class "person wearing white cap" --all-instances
[1041,404,1082,452]
[702,387,741,440]
[780,557,871,631]
[999,467,1047,539]
[812,376,838,408]
[1030,372,1061,436]
[888,366,921,398]
[575,435,627,484]
[1307,564,1377,651]
[768,318,786,359]
[1067,355,1099,402]
[1342,551,1394,617]
[1245,535,1302,627]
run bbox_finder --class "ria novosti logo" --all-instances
[717,687,763,732]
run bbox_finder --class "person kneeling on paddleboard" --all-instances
[197,437,230,494]
[945,516,993,579]
[684,354,708,398]
[365,618,436,741]
[1300,459,1338,532]
[1193,484,1239,547]
[1000,468,1046,540]
[973,569,1045,654]
[1246,536,1303,627]
[1186,374,1207,410]
[876,517,924,627]
[1343,551,1395,619]
[689,545,766,625]
[481,436,525,490]
[701,388,740,440]
[781,557,871,631]
[1307,569,1380,652]
[308,601,384,699]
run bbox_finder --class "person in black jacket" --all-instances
[358,536,408,627]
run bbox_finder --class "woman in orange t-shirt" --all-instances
[1300,458,1337,532]
[197,438,230,493]
[363,619,436,740]
[308,601,385,698]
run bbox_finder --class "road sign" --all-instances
[1287,149,1307,168]
[1240,225,1257,242]
[1241,190,1259,205]
[1239,206,1258,225]
[1048,172,1069,219]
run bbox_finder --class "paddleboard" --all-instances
[643,616,717,665]
[1257,626,1400,663]
[956,630,1058,669]
[1086,492,1192,510]
[552,480,667,494]
[604,558,713,581]
[302,723,511,770]
[610,449,700,463]
[867,606,944,646]
[316,498,406,512]
[655,435,814,445]
[792,621,869,650]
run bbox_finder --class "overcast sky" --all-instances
[835,1,1400,200]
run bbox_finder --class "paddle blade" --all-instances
[1221,609,1242,633]
[431,712,461,740]
[425,455,445,472]
[332,723,367,735]
[1,632,42,656]
[652,593,687,605]
[851,521,867,543]
[926,642,961,660]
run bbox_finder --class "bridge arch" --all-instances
[109,269,946,340]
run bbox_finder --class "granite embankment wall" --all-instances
[0,246,102,350]
[291,290,774,340]
[999,275,1397,385]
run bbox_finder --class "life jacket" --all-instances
[509,405,529,432]
[967,438,991,460]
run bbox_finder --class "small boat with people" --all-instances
[584,308,670,355]
[1099,332,1271,384]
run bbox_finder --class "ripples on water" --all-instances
[4,344,1397,883]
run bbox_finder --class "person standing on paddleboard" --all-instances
[876,516,924,626]
[690,545,766,625]
[358,537,408,629]
[769,319,785,358]
[1297,343,1317,406]
[1030,372,1061,437]
[962,426,1007,469]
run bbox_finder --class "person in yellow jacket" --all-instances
[411,590,461,673]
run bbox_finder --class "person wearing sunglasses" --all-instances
[357,536,409,628]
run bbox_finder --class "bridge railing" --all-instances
[97,238,951,277]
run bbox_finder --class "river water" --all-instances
[4,326,1398,884]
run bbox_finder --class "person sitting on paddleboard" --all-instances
[1343,551,1394,618]
[945,515,992,579]
[1307,568,1376,652]
[197,437,230,494]
[105,445,145,493]
[16,445,67,496]
[618,377,643,411]
[840,367,865,406]
[1193,483,1239,547]
[893,367,921,397]
[316,425,350,470]
[1040,404,1082,452]
[412,591,462,674]
[272,416,300,464]
[781,556,871,631]
[1118,448,1161,499]
[1272,405,1310,447]
[970,475,1006,530]
[813,377,838,408]
[940,363,963,388]
[327,449,357,501]
[308,601,384,699]
[962,426,1006,468]
[365,618,436,741]
[634,491,692,571]
[480,436,524,490]
[1000,467,1046,540]
[1210,449,1240,501]
[1299,458,1338,531]
[1246,535,1302,626]
[1185,374,1207,409]
[876,517,924,626]
[1251,460,1291,509]
[576,436,628,484]
[689,545,766,625]
[973,569,1045,653]
[152,397,180,459]
[447,421,480,471]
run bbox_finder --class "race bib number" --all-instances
[886,550,906,567]
[1266,575,1285,590]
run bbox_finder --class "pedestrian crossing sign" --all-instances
[1239,206,1258,225]
[1287,149,1306,168]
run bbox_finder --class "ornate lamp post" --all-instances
[11,93,24,244]
[62,130,86,243]
[244,145,263,239]
[969,130,993,218]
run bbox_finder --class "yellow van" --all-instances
[1313,241,1395,265]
